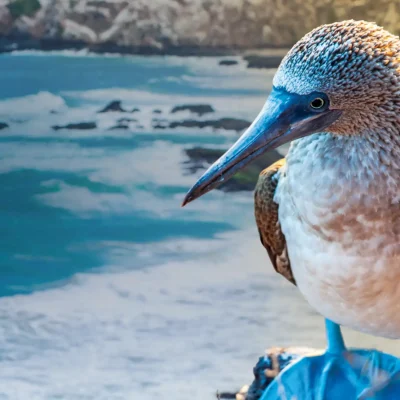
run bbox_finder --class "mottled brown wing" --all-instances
[254,159,295,285]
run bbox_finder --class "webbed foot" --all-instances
[260,320,400,399]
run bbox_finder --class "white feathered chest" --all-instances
[275,133,400,338]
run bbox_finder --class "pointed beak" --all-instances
[182,87,342,206]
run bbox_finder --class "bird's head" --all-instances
[182,20,400,206]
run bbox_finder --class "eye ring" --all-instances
[310,97,325,110]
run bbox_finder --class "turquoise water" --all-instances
[0,54,260,100]
[0,54,265,297]
[0,52,289,399]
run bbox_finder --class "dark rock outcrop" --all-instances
[153,109,162,114]
[170,118,250,132]
[131,108,140,113]
[52,122,97,130]
[0,122,9,130]
[98,100,126,113]
[219,59,239,66]
[171,104,215,116]
[108,124,129,130]
[118,117,137,123]
[185,148,224,167]
[244,55,283,69]
[152,118,169,129]
[184,146,282,192]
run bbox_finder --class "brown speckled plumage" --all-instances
[254,159,295,285]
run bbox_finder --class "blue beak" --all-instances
[182,87,341,206]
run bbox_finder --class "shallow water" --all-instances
[0,52,399,400]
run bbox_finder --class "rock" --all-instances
[153,109,162,114]
[217,391,236,399]
[118,117,138,123]
[211,118,250,131]
[184,146,282,191]
[218,347,318,400]
[131,107,140,113]
[152,118,169,129]
[153,124,168,129]
[108,124,129,130]
[244,55,283,69]
[52,122,97,130]
[185,148,224,167]
[98,100,126,113]
[217,386,247,399]
[171,104,215,116]
[170,118,250,132]
[219,59,238,66]
[0,122,9,130]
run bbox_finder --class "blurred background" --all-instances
[0,1,400,399]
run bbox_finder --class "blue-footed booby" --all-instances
[183,20,400,360]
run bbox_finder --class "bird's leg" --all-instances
[325,319,346,354]
[320,319,358,390]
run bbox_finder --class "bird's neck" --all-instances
[286,131,399,197]
[278,132,399,254]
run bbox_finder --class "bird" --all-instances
[182,20,400,396]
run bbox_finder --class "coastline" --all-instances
[0,36,288,68]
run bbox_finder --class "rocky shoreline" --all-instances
[94,101,281,191]
[0,35,239,57]
[0,36,285,69]
[1,98,283,192]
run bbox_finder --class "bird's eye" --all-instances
[310,97,325,110]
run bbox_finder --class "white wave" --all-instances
[65,86,265,109]
[157,55,276,91]
[0,134,278,224]
[0,230,311,400]
[0,92,67,119]
[0,227,397,400]
[7,49,124,58]
[35,178,253,227]
[156,55,254,76]
[0,140,209,188]
[36,181,134,216]
[179,72,274,91]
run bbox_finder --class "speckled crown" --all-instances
[273,20,400,96]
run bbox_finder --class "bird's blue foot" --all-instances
[260,320,400,399]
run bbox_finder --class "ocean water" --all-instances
[0,52,399,400]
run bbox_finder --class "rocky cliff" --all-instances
[1,0,399,53]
